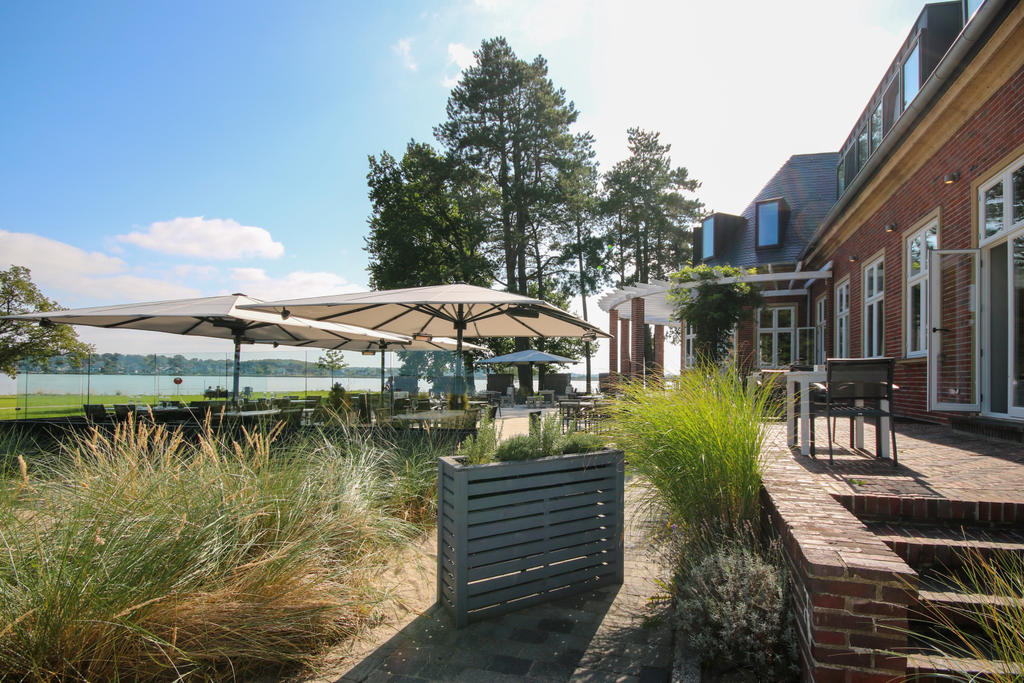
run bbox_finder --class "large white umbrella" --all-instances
[4,294,408,402]
[239,283,608,394]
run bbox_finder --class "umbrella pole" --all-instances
[380,347,385,399]
[232,335,242,404]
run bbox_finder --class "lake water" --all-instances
[2,373,593,398]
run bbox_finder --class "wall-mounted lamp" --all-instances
[412,333,433,342]
[361,350,376,356]
[943,172,960,184]
[849,255,859,263]
[280,308,291,320]
[272,342,279,349]
[884,223,897,233]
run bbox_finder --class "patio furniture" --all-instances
[83,404,109,422]
[809,358,898,466]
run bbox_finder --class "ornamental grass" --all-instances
[0,417,440,681]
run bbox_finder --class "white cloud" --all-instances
[0,230,200,305]
[229,268,365,301]
[442,42,477,87]
[115,217,284,260]
[172,264,219,280]
[393,37,417,71]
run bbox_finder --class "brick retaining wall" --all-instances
[762,450,918,681]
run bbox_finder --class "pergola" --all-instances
[596,267,834,376]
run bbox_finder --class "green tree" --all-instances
[0,266,91,378]
[365,141,492,289]
[436,36,594,391]
[316,349,348,384]
[668,265,763,366]
[602,128,703,287]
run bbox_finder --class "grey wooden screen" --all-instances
[437,449,625,627]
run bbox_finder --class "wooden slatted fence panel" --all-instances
[437,449,624,627]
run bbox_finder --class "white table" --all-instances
[784,370,890,459]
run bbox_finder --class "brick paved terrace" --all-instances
[761,419,1024,681]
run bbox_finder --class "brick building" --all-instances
[600,0,1024,429]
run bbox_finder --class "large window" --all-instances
[835,279,851,358]
[870,102,883,151]
[906,221,938,356]
[863,257,885,357]
[857,129,869,167]
[701,216,715,259]
[815,296,827,364]
[756,200,782,248]
[837,157,846,195]
[903,42,921,110]
[979,152,1024,244]
[758,307,795,368]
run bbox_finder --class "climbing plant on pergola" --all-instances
[668,265,763,367]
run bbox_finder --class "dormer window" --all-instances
[756,199,787,249]
[701,216,715,259]
[903,42,921,109]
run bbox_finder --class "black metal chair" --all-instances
[810,358,898,466]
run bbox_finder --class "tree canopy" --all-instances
[0,266,91,378]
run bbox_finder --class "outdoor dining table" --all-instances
[785,370,890,459]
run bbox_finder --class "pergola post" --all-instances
[619,317,631,377]
[654,324,664,378]
[630,297,645,379]
[608,309,618,374]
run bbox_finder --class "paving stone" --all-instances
[528,659,577,681]
[486,653,534,676]
[637,666,671,683]
[538,617,577,634]
[509,627,550,644]
[570,668,640,682]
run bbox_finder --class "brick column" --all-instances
[619,317,631,377]
[608,309,618,374]
[654,324,665,377]
[630,297,645,379]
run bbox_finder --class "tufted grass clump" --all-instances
[0,417,441,681]
[606,366,776,549]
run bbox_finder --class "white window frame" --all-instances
[835,278,851,358]
[757,306,796,369]
[863,255,885,358]
[978,151,1024,246]
[815,295,827,364]
[905,220,938,357]
[683,323,696,369]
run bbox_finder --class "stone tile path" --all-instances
[313,484,678,683]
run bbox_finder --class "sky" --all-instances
[0,0,930,372]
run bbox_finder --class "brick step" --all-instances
[915,587,1023,627]
[865,521,1024,570]
[906,651,1024,680]
[834,493,1024,526]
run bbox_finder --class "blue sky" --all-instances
[0,0,927,366]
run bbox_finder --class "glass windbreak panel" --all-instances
[909,282,924,353]
[757,202,779,247]
[1015,237,1024,408]
[702,217,714,258]
[910,236,923,275]
[759,333,773,366]
[777,308,792,328]
[985,182,1005,238]
[857,129,869,166]
[871,103,883,150]
[777,332,792,366]
[798,327,814,364]
[934,252,978,406]
[1013,166,1024,224]
[903,43,920,109]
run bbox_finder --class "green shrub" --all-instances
[459,409,500,465]
[675,541,798,679]
[561,431,605,454]
[494,434,541,461]
[607,367,776,547]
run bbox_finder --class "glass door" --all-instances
[928,249,980,411]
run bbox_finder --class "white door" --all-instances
[928,249,980,411]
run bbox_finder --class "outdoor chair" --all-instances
[113,404,135,421]
[809,358,898,466]
[83,404,109,422]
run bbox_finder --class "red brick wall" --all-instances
[631,298,645,378]
[810,63,1024,422]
